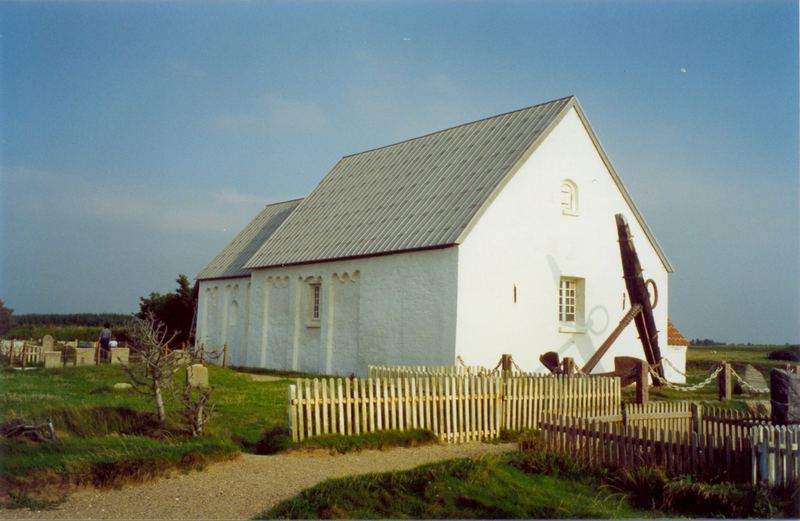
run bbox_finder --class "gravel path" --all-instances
[1,442,514,520]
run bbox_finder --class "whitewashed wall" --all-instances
[663,344,687,383]
[242,247,459,376]
[196,277,250,365]
[455,107,676,378]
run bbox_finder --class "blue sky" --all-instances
[1,0,797,344]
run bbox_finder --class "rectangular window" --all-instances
[311,283,321,321]
[559,279,576,323]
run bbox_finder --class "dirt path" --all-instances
[1,442,514,520]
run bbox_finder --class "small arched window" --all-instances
[560,180,578,215]
[228,300,238,326]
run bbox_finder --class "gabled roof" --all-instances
[197,198,302,281]
[667,319,689,346]
[243,95,672,272]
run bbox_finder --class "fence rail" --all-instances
[289,374,621,442]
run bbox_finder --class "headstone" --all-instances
[113,382,133,390]
[172,351,192,366]
[110,347,129,365]
[42,335,55,349]
[187,364,208,388]
[770,368,800,425]
[74,347,95,366]
[43,351,61,369]
[65,340,78,348]
[742,364,768,392]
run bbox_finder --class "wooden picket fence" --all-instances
[368,365,492,378]
[1,341,44,365]
[288,374,621,442]
[538,414,754,483]
[289,375,503,443]
[501,374,620,431]
[702,406,771,443]
[752,425,800,487]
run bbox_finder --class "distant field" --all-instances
[2,324,130,343]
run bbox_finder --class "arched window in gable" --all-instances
[560,180,578,215]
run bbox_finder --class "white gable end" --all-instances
[455,107,672,376]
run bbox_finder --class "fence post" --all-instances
[501,354,513,378]
[718,362,732,401]
[691,402,703,436]
[635,359,649,404]
[222,343,228,368]
[561,357,575,376]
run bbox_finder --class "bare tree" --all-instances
[180,381,214,436]
[122,313,181,426]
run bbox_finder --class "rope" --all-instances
[730,366,770,394]
[658,356,690,378]
[648,364,722,392]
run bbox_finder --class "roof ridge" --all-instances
[264,197,304,207]
[340,95,575,159]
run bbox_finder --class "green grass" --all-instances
[0,364,299,496]
[260,454,658,519]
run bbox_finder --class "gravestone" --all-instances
[742,364,768,392]
[74,348,95,366]
[43,351,61,369]
[187,364,208,388]
[42,335,55,349]
[770,368,800,425]
[110,347,129,365]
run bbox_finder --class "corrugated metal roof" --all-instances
[245,96,574,268]
[197,198,302,280]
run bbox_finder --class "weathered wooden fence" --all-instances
[289,374,621,442]
[538,414,754,483]
[702,406,771,443]
[1,341,44,365]
[537,412,799,486]
[501,374,620,431]
[752,425,800,487]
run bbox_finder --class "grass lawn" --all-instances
[261,454,659,519]
[0,364,297,495]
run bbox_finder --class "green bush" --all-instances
[768,345,800,362]
[662,477,777,518]
[604,466,668,511]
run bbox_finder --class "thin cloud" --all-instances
[213,94,327,134]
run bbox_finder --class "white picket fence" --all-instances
[288,373,621,443]
[752,425,800,486]
[1,340,44,365]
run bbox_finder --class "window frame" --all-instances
[558,276,586,333]
[560,180,578,216]
[306,281,322,327]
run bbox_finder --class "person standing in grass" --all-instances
[98,323,112,363]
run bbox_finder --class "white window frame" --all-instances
[307,282,321,327]
[558,277,586,333]
[560,180,578,216]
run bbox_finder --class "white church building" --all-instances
[196,96,688,381]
